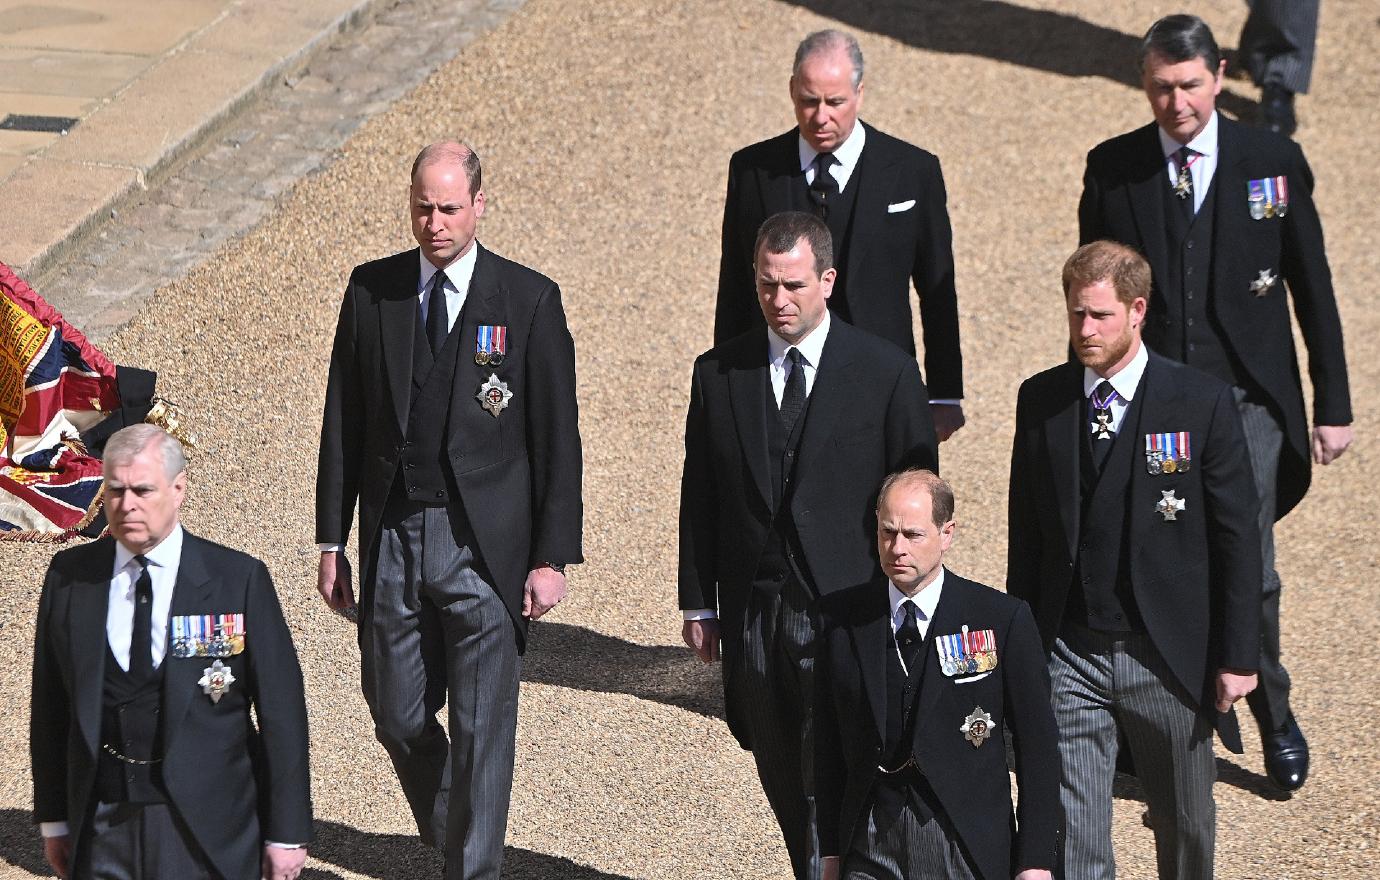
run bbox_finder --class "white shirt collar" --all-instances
[418,241,479,295]
[798,122,866,190]
[113,523,184,576]
[767,308,831,370]
[1083,339,1149,401]
[888,566,946,632]
[1158,110,1219,161]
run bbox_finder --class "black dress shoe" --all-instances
[1261,713,1309,791]
[1261,85,1298,137]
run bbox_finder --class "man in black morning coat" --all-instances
[680,211,937,879]
[1008,241,1261,879]
[31,425,311,880]
[714,28,965,442]
[315,141,583,880]
[1078,13,1352,791]
[814,469,1060,880]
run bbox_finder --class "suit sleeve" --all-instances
[812,622,845,858]
[1280,143,1352,427]
[1006,383,1039,605]
[1004,599,1063,871]
[246,560,313,844]
[714,155,756,347]
[1077,150,1106,246]
[315,276,364,545]
[885,358,939,475]
[677,362,717,611]
[30,565,70,824]
[1201,384,1263,671]
[911,155,964,401]
[525,282,585,566]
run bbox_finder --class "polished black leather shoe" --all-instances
[1261,713,1309,791]
[1261,85,1298,137]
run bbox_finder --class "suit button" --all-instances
[1187,318,1195,326]
[408,486,417,493]
[1079,542,1088,551]
[786,450,795,458]
[435,491,444,499]
[1186,240,1195,249]
[405,462,416,470]
[1186,267,1194,276]
[1082,575,1090,584]
[1115,614,1124,621]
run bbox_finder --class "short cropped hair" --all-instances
[877,468,955,527]
[410,141,482,198]
[1062,241,1152,306]
[794,29,864,91]
[103,425,187,482]
[753,212,834,276]
[1140,14,1221,72]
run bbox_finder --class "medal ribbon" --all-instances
[1179,431,1191,461]
[1275,175,1288,206]
[493,325,507,355]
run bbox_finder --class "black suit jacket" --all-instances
[1079,116,1351,517]
[316,245,584,644]
[678,319,937,743]
[714,122,964,400]
[814,573,1062,880]
[30,532,312,879]
[1007,352,1262,751]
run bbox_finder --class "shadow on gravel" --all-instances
[0,809,47,876]
[523,623,724,720]
[1110,756,1290,803]
[778,0,1257,120]
[311,819,636,878]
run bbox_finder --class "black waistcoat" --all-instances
[878,633,938,822]
[400,306,464,503]
[96,646,166,804]
[1161,178,1244,387]
[820,163,863,323]
[752,374,813,592]
[1066,391,1147,632]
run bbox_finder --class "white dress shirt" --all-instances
[108,525,183,672]
[799,123,866,192]
[1159,111,1220,217]
[1083,340,1149,435]
[683,315,832,622]
[889,568,945,673]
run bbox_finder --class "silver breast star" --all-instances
[1156,490,1186,522]
[1250,269,1278,297]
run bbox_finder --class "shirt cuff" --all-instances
[40,821,69,838]
[683,609,717,621]
[266,841,306,849]
[928,399,962,407]
[317,543,344,553]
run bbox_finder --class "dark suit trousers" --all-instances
[739,575,821,880]
[75,801,217,880]
[361,496,520,880]
[1240,0,1318,93]
[1234,388,1292,730]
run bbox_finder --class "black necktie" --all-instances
[425,270,449,355]
[1174,146,1196,222]
[1089,380,1118,473]
[780,347,807,435]
[896,599,925,673]
[131,555,153,678]
[807,152,839,219]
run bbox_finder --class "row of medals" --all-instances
[171,633,244,659]
[1146,452,1191,475]
[941,650,997,677]
[475,350,504,366]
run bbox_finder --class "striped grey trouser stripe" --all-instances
[361,500,520,880]
[844,799,977,880]
[1240,0,1318,94]
[738,575,822,880]
[1051,624,1216,880]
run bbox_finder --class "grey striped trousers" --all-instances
[1050,625,1216,880]
[1240,0,1319,94]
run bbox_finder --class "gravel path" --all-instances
[2,1,1376,877]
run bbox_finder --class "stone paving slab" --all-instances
[0,0,402,284]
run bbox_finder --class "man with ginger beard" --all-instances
[1008,241,1261,879]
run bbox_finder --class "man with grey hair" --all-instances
[1078,12,1352,794]
[317,140,583,878]
[682,211,936,878]
[31,424,312,879]
[715,29,967,443]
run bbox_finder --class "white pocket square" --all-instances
[887,199,916,213]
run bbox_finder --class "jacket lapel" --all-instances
[1126,124,1173,297]
[913,573,961,733]
[71,543,116,754]
[1210,118,1248,304]
[160,537,217,753]
[794,323,854,485]
[381,251,422,435]
[843,123,894,285]
[1127,354,1172,567]
[1042,363,1083,562]
[728,340,773,512]
[853,583,892,743]
[447,245,505,453]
